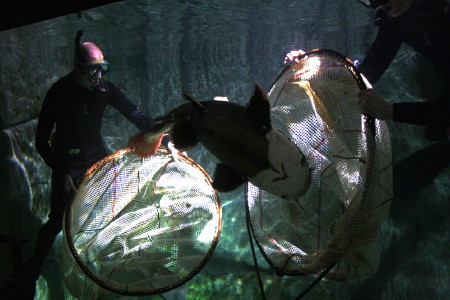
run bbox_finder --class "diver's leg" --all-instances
[29,171,70,276]
[30,165,87,272]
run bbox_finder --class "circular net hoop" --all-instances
[61,148,221,298]
[246,49,393,280]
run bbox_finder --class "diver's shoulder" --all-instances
[100,79,122,90]
[50,72,76,88]
[414,0,449,13]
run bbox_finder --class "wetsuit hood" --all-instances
[73,30,108,93]
[74,30,106,64]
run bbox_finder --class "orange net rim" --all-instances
[63,148,223,296]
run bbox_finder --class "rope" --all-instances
[245,186,267,300]
[294,262,336,299]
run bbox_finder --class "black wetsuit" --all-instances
[33,72,153,273]
[36,72,152,170]
[359,0,450,127]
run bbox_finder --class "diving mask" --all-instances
[88,62,110,77]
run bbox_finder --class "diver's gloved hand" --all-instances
[284,49,306,66]
[129,131,164,158]
[357,89,393,120]
[63,174,77,194]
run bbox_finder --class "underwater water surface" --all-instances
[0,0,448,299]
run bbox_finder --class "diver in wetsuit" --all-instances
[356,0,450,139]
[13,31,159,299]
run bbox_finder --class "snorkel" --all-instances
[74,30,109,93]
[74,30,83,64]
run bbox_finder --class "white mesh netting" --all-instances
[61,148,221,299]
[246,49,393,280]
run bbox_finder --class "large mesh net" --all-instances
[246,49,393,280]
[61,148,221,299]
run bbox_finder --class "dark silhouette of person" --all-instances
[356,0,449,140]
[2,30,162,299]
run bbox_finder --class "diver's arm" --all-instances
[359,88,450,126]
[107,82,153,131]
[108,82,172,147]
[359,95,450,126]
[393,101,450,126]
[358,89,393,120]
[358,26,402,84]
[392,69,449,126]
[35,87,62,170]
